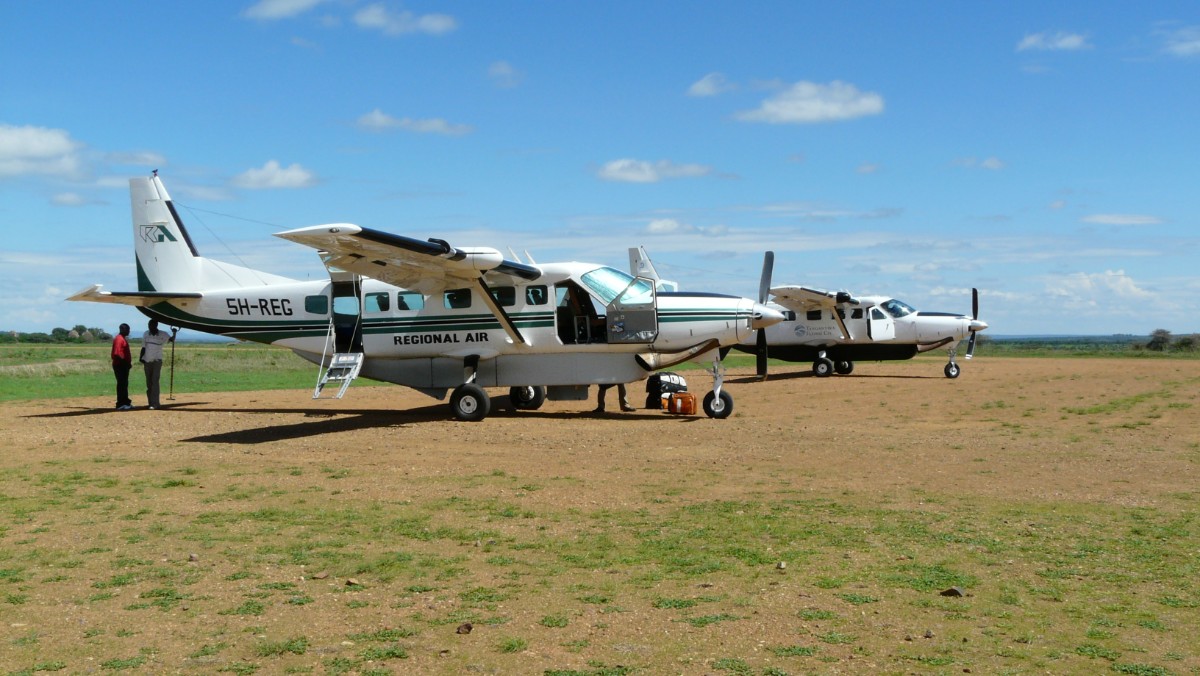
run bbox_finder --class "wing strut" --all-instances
[473,277,527,346]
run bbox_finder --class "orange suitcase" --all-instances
[665,392,697,415]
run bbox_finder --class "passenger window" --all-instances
[305,295,328,315]
[851,308,864,319]
[525,285,548,306]
[397,292,423,311]
[444,288,471,309]
[806,310,822,321]
[836,308,846,319]
[364,292,390,313]
[490,286,516,307]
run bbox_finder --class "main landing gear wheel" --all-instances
[451,383,491,421]
[813,357,835,377]
[703,390,734,419]
[835,360,854,375]
[509,385,546,410]
[944,362,961,379]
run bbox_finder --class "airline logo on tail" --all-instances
[140,224,177,243]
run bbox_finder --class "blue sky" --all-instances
[3,1,1198,336]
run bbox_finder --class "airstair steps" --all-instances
[313,352,364,399]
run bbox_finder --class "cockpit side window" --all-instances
[880,299,915,318]
[580,266,652,305]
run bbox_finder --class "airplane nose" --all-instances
[970,319,988,332]
[751,303,786,330]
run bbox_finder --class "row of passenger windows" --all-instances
[806,308,867,321]
[303,285,552,316]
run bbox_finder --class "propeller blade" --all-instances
[966,330,977,360]
[756,327,769,378]
[759,251,774,304]
[972,287,979,320]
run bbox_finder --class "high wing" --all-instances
[275,224,543,345]
[66,284,203,307]
[769,285,859,340]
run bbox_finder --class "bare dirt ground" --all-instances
[2,356,1199,674]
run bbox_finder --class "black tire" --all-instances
[450,383,491,421]
[835,360,854,375]
[508,385,546,410]
[702,390,734,419]
[944,362,961,379]
[813,358,834,377]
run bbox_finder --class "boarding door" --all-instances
[606,277,658,344]
[320,252,363,354]
[866,306,894,342]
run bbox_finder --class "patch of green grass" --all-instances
[496,636,527,653]
[256,636,308,656]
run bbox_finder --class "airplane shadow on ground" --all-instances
[726,371,933,384]
[26,399,679,445]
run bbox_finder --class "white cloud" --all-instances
[687,72,736,97]
[1049,200,1067,210]
[644,218,727,237]
[857,163,881,175]
[1081,213,1162,226]
[0,124,83,178]
[242,0,326,20]
[1017,31,1091,51]
[1161,25,1200,57]
[735,81,884,124]
[488,61,523,88]
[353,3,457,36]
[355,109,472,135]
[232,160,317,189]
[597,159,713,183]
[1054,270,1154,301]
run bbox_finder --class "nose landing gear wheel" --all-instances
[451,383,491,421]
[944,362,960,379]
[702,390,734,419]
[509,385,546,410]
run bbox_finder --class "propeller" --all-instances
[755,251,774,378]
[965,287,980,359]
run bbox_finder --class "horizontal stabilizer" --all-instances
[66,284,202,307]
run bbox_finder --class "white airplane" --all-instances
[68,174,784,421]
[739,252,989,379]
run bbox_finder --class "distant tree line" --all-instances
[2,325,113,344]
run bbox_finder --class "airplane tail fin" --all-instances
[130,174,293,292]
[628,246,679,292]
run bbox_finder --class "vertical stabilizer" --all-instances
[132,175,202,292]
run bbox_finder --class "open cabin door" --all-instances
[605,277,658,344]
[314,251,364,398]
[867,306,895,342]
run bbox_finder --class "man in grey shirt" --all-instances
[141,319,175,409]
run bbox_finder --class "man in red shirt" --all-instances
[111,323,132,410]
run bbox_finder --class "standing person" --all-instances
[595,383,636,413]
[141,319,175,409]
[111,323,133,410]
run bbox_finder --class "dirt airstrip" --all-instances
[2,356,1198,674]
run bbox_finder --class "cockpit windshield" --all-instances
[879,299,915,318]
[580,266,655,306]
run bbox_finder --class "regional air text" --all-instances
[394,332,490,345]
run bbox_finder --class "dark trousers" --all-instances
[144,360,163,408]
[113,363,131,408]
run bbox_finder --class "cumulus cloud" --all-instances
[1017,31,1091,51]
[353,3,457,36]
[1081,213,1162,226]
[645,218,727,237]
[735,81,884,124]
[106,151,167,167]
[687,72,736,97]
[52,192,90,206]
[232,160,317,189]
[242,0,326,20]
[356,108,472,135]
[597,159,713,183]
[1055,270,1153,301]
[1161,25,1200,57]
[0,124,83,178]
[488,61,523,88]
